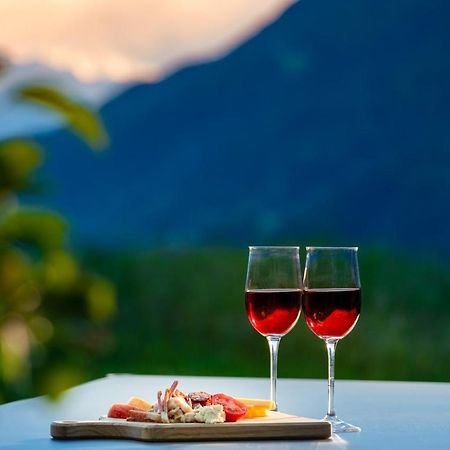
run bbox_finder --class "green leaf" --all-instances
[0,210,67,251]
[41,250,80,291]
[16,85,109,150]
[0,140,43,195]
[86,277,116,322]
[39,366,85,400]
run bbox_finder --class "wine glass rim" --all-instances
[306,246,358,251]
[248,245,300,250]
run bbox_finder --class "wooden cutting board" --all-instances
[51,411,331,442]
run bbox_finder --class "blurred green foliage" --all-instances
[83,247,449,384]
[0,140,42,197]
[0,79,115,403]
[17,85,108,150]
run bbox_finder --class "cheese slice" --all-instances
[235,398,276,410]
[243,405,269,419]
[128,396,152,411]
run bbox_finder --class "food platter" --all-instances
[51,411,331,442]
[51,379,331,442]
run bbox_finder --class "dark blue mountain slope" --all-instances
[36,0,450,255]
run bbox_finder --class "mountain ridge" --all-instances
[34,0,450,256]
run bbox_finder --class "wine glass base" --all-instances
[323,415,361,433]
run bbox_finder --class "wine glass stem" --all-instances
[326,338,338,418]
[267,336,281,411]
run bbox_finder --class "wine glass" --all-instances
[245,246,302,410]
[303,247,361,433]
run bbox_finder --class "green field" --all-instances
[80,247,449,384]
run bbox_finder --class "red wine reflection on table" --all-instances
[303,288,361,339]
[245,289,302,336]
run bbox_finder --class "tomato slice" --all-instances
[108,403,141,419]
[211,394,248,422]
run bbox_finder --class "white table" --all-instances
[1,374,449,449]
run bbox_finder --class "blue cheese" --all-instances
[194,405,226,424]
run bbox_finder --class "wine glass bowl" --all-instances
[245,246,302,410]
[303,288,361,340]
[246,289,302,336]
[303,247,361,433]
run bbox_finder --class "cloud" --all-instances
[0,0,295,82]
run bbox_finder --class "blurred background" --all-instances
[1,0,449,403]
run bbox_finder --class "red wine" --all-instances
[245,289,302,336]
[303,288,361,339]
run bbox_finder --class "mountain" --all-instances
[35,0,450,256]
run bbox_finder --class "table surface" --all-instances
[1,374,450,449]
